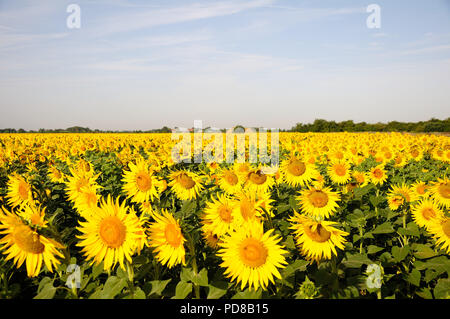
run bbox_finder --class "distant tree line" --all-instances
[1,119,449,133]
[0,126,172,133]
[287,118,450,133]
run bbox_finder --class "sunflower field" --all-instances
[0,132,449,300]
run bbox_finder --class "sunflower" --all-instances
[369,165,388,185]
[280,156,317,187]
[327,160,351,185]
[430,177,450,208]
[0,208,64,277]
[352,171,369,187]
[202,225,221,249]
[297,185,340,219]
[217,168,242,194]
[65,168,100,204]
[428,217,450,254]
[243,168,275,194]
[18,203,48,227]
[289,212,348,263]
[168,170,204,201]
[6,173,33,208]
[233,191,264,222]
[48,166,65,184]
[76,196,146,271]
[217,219,287,291]
[122,159,159,204]
[73,185,101,217]
[411,181,429,199]
[202,194,242,238]
[411,199,444,229]
[147,210,186,268]
[387,184,417,211]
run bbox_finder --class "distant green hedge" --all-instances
[288,118,450,133]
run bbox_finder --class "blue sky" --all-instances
[0,0,449,130]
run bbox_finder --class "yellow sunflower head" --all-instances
[411,199,444,230]
[122,159,159,203]
[147,209,186,268]
[289,212,348,263]
[297,185,340,219]
[168,170,204,201]
[327,160,351,185]
[202,194,242,238]
[217,219,288,291]
[76,195,146,271]
[6,173,33,209]
[430,177,450,208]
[0,207,64,277]
[280,156,317,187]
[428,217,450,254]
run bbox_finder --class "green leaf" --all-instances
[149,279,171,296]
[172,281,192,299]
[34,280,56,299]
[406,269,421,287]
[415,256,450,273]
[207,281,228,299]
[289,196,299,210]
[369,195,385,207]
[397,223,420,237]
[346,209,366,227]
[367,245,384,255]
[391,245,410,263]
[372,222,395,234]
[341,253,373,268]
[433,278,450,299]
[180,267,209,287]
[283,235,296,250]
[100,276,127,299]
[124,287,146,299]
[416,288,433,299]
[231,288,262,299]
[194,268,209,287]
[412,244,438,259]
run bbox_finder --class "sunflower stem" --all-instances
[186,233,200,299]
[126,261,135,298]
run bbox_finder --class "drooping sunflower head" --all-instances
[217,219,288,291]
[76,195,146,271]
[0,207,64,277]
[6,173,33,208]
[297,185,341,219]
[122,159,159,203]
[147,209,186,268]
[289,212,348,263]
[411,199,444,230]
[430,177,450,208]
[168,170,204,201]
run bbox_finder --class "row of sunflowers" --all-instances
[0,132,449,299]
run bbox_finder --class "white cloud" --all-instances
[92,0,275,36]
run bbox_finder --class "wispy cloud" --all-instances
[91,0,275,36]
